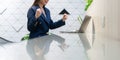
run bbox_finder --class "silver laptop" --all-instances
[60,15,91,33]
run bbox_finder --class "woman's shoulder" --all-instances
[44,7,50,12]
[29,5,39,11]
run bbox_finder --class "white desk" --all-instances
[0,33,88,60]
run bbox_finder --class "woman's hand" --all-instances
[62,13,68,22]
[35,8,42,19]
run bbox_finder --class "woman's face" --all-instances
[40,0,49,6]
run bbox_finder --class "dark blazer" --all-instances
[27,5,65,39]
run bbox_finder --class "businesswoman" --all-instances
[27,0,68,39]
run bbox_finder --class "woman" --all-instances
[27,0,68,39]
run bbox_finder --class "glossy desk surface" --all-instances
[0,33,88,60]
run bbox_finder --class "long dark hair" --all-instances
[32,0,41,6]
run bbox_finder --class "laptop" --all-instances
[60,15,91,33]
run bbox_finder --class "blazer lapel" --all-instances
[41,13,49,24]
[41,7,51,25]
[36,5,50,24]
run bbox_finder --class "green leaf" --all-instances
[85,0,93,11]
[21,34,29,41]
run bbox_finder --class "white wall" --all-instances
[85,0,120,60]
[87,0,120,40]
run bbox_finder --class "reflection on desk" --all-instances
[0,33,88,60]
[27,34,68,60]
